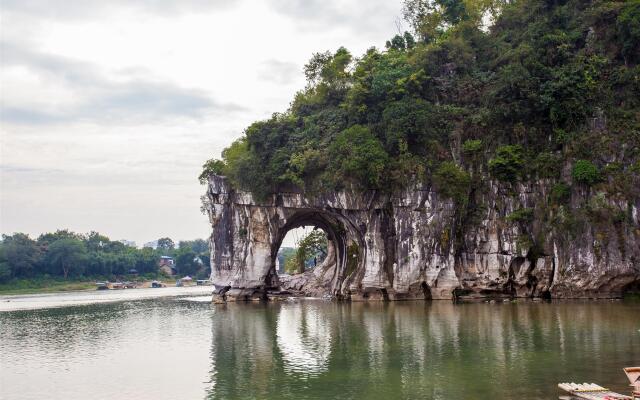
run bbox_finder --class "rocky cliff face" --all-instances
[204,175,639,301]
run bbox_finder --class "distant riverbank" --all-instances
[0,277,183,295]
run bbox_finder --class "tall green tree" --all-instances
[135,247,160,274]
[0,249,11,283]
[156,237,175,254]
[0,233,42,278]
[327,125,389,189]
[175,248,200,277]
[45,239,88,279]
[617,0,640,64]
[84,231,111,252]
[178,239,208,254]
[290,230,329,274]
[37,229,83,246]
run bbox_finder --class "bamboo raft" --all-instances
[558,383,632,400]
[559,367,640,400]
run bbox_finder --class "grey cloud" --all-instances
[0,164,65,175]
[0,0,240,20]
[269,0,346,22]
[258,59,301,85]
[0,163,189,186]
[2,40,98,85]
[268,0,401,34]
[82,82,244,123]
[0,41,246,125]
[0,164,70,185]
[0,107,64,125]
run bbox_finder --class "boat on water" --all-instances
[625,367,640,399]
[558,367,640,400]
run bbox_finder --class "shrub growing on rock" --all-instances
[198,159,226,184]
[488,145,525,182]
[506,208,534,224]
[550,183,571,204]
[327,125,389,189]
[462,139,482,154]
[572,160,600,185]
[433,161,471,204]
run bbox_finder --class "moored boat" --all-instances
[624,368,640,399]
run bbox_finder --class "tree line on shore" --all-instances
[0,230,210,283]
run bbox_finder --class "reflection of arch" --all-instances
[270,210,364,298]
[276,303,332,376]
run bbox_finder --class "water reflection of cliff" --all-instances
[206,301,640,400]
[276,303,332,376]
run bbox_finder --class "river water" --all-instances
[1,289,638,400]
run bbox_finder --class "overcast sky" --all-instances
[0,0,403,246]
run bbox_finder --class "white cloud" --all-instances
[0,0,239,20]
[258,59,301,85]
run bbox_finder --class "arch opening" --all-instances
[277,226,330,275]
[622,279,640,299]
[267,210,362,299]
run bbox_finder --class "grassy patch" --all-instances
[0,278,96,295]
[0,273,183,295]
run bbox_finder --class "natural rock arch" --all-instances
[621,279,640,298]
[204,175,640,302]
[204,175,459,302]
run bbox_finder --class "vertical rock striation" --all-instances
[204,175,639,301]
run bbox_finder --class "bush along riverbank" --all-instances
[0,273,185,295]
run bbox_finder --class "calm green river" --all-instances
[1,290,638,400]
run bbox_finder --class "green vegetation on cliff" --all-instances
[201,0,639,204]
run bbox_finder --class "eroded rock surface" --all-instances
[204,175,639,301]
